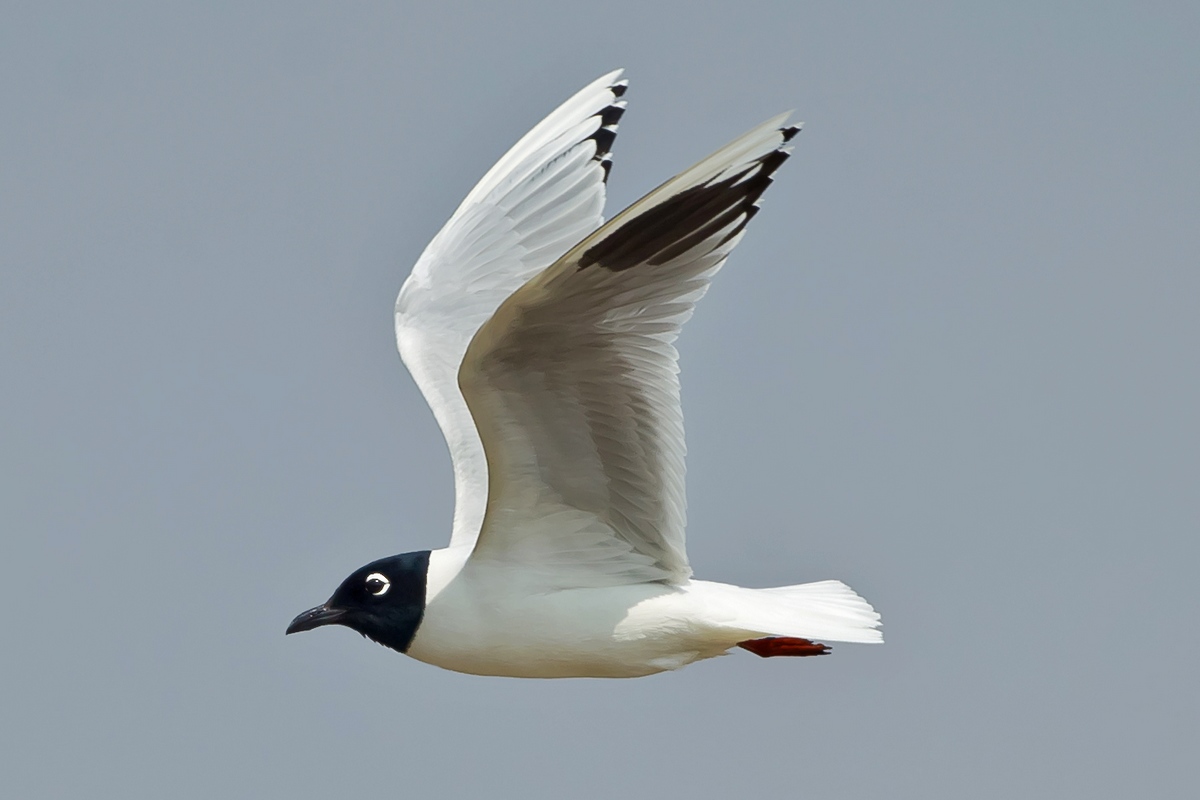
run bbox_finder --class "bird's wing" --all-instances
[395,71,628,550]
[460,116,799,587]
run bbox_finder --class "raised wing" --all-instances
[460,116,800,587]
[395,71,628,550]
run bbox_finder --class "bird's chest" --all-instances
[405,579,702,678]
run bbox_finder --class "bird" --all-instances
[286,70,883,678]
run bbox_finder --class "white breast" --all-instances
[407,555,730,678]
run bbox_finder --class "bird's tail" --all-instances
[700,579,883,646]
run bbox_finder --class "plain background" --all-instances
[3,3,1197,798]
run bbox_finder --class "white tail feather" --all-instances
[699,579,884,645]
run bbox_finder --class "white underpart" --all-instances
[393,72,883,678]
[411,556,881,678]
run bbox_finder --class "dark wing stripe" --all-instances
[577,127,797,272]
[649,203,745,266]
[580,181,738,271]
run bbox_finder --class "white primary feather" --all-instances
[395,70,628,550]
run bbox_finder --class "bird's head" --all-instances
[286,550,431,653]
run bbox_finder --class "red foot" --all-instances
[737,637,831,658]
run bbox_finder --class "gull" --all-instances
[287,70,882,678]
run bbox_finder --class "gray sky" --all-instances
[3,3,1198,798]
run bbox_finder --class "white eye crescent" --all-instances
[365,572,390,596]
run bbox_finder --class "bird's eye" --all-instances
[365,572,390,596]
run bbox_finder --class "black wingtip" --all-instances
[591,126,618,159]
[586,85,628,181]
[599,102,626,128]
[759,148,790,174]
[782,124,801,142]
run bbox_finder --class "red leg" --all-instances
[737,637,831,657]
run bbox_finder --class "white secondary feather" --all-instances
[395,70,627,550]
[458,116,800,588]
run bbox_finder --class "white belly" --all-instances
[406,564,733,678]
